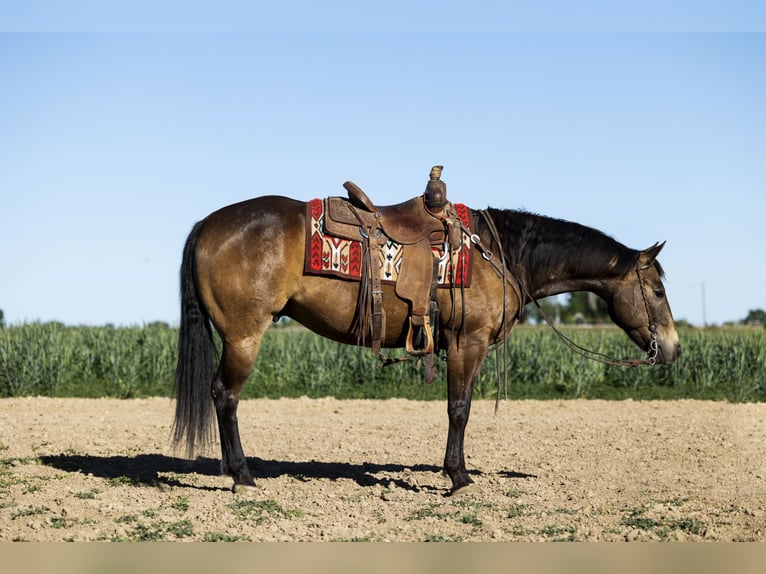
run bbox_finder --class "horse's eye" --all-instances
[654,289,665,299]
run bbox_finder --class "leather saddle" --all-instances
[328,182,446,245]
[322,167,462,372]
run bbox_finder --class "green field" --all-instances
[0,322,764,401]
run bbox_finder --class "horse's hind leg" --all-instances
[211,336,263,489]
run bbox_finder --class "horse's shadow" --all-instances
[39,453,535,493]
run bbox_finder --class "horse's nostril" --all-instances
[676,344,683,358]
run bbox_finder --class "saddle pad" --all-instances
[304,198,473,287]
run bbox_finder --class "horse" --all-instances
[173,195,681,495]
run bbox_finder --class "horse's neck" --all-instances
[519,235,619,301]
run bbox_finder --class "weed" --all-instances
[2,456,39,466]
[165,519,194,538]
[504,489,527,498]
[229,498,301,524]
[406,503,455,521]
[11,506,49,519]
[108,476,140,487]
[50,517,71,529]
[123,519,194,541]
[622,514,661,530]
[621,506,707,539]
[541,524,577,541]
[171,496,190,512]
[125,522,166,542]
[507,504,529,518]
[74,488,101,499]
[668,517,706,536]
[373,510,386,524]
[203,532,252,542]
[459,513,483,528]
[425,534,464,542]
[336,535,374,542]
[451,499,494,511]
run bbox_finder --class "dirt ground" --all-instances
[0,397,764,542]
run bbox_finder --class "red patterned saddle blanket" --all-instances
[304,198,473,287]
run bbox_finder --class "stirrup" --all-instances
[405,316,435,356]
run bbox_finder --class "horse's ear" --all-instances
[639,241,666,270]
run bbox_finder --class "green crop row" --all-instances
[0,322,764,401]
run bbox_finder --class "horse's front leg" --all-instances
[444,338,489,494]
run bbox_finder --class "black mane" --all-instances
[483,208,641,280]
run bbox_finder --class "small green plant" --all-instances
[621,505,707,540]
[406,503,455,521]
[228,498,301,524]
[165,519,194,538]
[171,496,190,512]
[11,506,49,520]
[123,519,194,541]
[108,475,140,487]
[504,489,527,498]
[50,517,66,529]
[541,524,577,541]
[203,532,251,542]
[74,488,101,499]
[507,504,529,518]
[622,508,661,531]
[459,513,483,528]
[424,534,463,542]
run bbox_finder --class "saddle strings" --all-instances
[477,211,511,412]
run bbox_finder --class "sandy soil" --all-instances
[0,397,764,542]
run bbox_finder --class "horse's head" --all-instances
[606,242,682,365]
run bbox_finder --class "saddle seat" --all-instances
[325,181,446,245]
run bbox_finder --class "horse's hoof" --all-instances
[449,483,477,497]
[232,482,257,495]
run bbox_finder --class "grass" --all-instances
[1,322,764,401]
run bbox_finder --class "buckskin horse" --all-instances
[173,183,681,495]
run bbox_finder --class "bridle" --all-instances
[635,264,659,366]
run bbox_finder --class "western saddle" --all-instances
[323,166,465,381]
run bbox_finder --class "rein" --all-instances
[470,211,660,372]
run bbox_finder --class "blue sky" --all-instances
[1,32,764,327]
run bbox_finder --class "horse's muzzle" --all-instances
[658,342,682,365]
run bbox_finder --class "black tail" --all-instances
[173,220,217,457]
